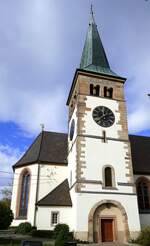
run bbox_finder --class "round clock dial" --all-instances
[69,119,75,140]
[92,106,115,127]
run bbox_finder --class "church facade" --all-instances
[11,9,150,243]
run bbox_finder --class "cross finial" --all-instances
[91,3,93,13]
[89,2,95,24]
[91,3,94,16]
[40,123,45,132]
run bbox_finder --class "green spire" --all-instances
[80,5,117,77]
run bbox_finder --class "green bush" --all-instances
[15,222,32,235]
[31,229,54,238]
[55,229,69,246]
[136,226,150,246]
[54,224,69,239]
[0,201,14,229]
[54,224,70,246]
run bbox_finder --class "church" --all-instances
[11,8,150,244]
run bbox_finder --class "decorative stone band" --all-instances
[77,190,136,196]
[118,182,135,187]
[78,92,126,102]
[78,134,129,142]
[70,181,136,196]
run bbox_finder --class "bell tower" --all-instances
[67,7,140,243]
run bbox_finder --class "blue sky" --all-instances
[0,0,150,192]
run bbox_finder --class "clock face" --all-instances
[69,119,75,141]
[92,106,115,127]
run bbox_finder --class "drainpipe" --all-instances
[33,163,40,227]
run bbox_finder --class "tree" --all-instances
[0,186,12,207]
[0,201,14,229]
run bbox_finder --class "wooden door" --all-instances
[101,219,114,242]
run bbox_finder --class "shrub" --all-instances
[15,222,32,235]
[136,226,150,246]
[0,201,14,229]
[54,224,70,246]
[53,224,69,239]
[55,229,69,246]
[31,229,54,238]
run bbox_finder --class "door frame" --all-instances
[99,216,117,243]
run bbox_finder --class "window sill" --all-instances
[102,186,118,190]
[15,217,27,220]
[51,223,58,227]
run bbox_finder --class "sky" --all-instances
[0,0,150,194]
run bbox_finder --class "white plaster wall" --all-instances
[11,164,38,226]
[82,183,133,193]
[84,96,121,138]
[70,187,78,229]
[38,164,68,200]
[82,138,133,193]
[74,193,141,232]
[68,105,78,187]
[36,207,73,230]
[68,145,76,187]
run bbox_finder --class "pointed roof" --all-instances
[80,6,117,77]
[37,179,72,207]
[13,131,68,169]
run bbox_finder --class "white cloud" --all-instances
[0,144,21,172]
[0,144,22,189]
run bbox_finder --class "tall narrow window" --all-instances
[19,171,30,217]
[90,84,100,96]
[137,180,150,210]
[104,87,113,98]
[90,84,93,95]
[105,167,112,187]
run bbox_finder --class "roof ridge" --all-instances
[42,130,67,135]
[38,131,45,162]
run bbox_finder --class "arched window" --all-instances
[104,87,113,98]
[90,84,100,96]
[19,170,30,217]
[104,167,112,187]
[137,179,150,210]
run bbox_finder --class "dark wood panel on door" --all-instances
[101,219,114,242]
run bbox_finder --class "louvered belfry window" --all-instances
[19,171,30,217]
[105,167,112,187]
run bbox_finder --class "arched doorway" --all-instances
[88,200,129,243]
